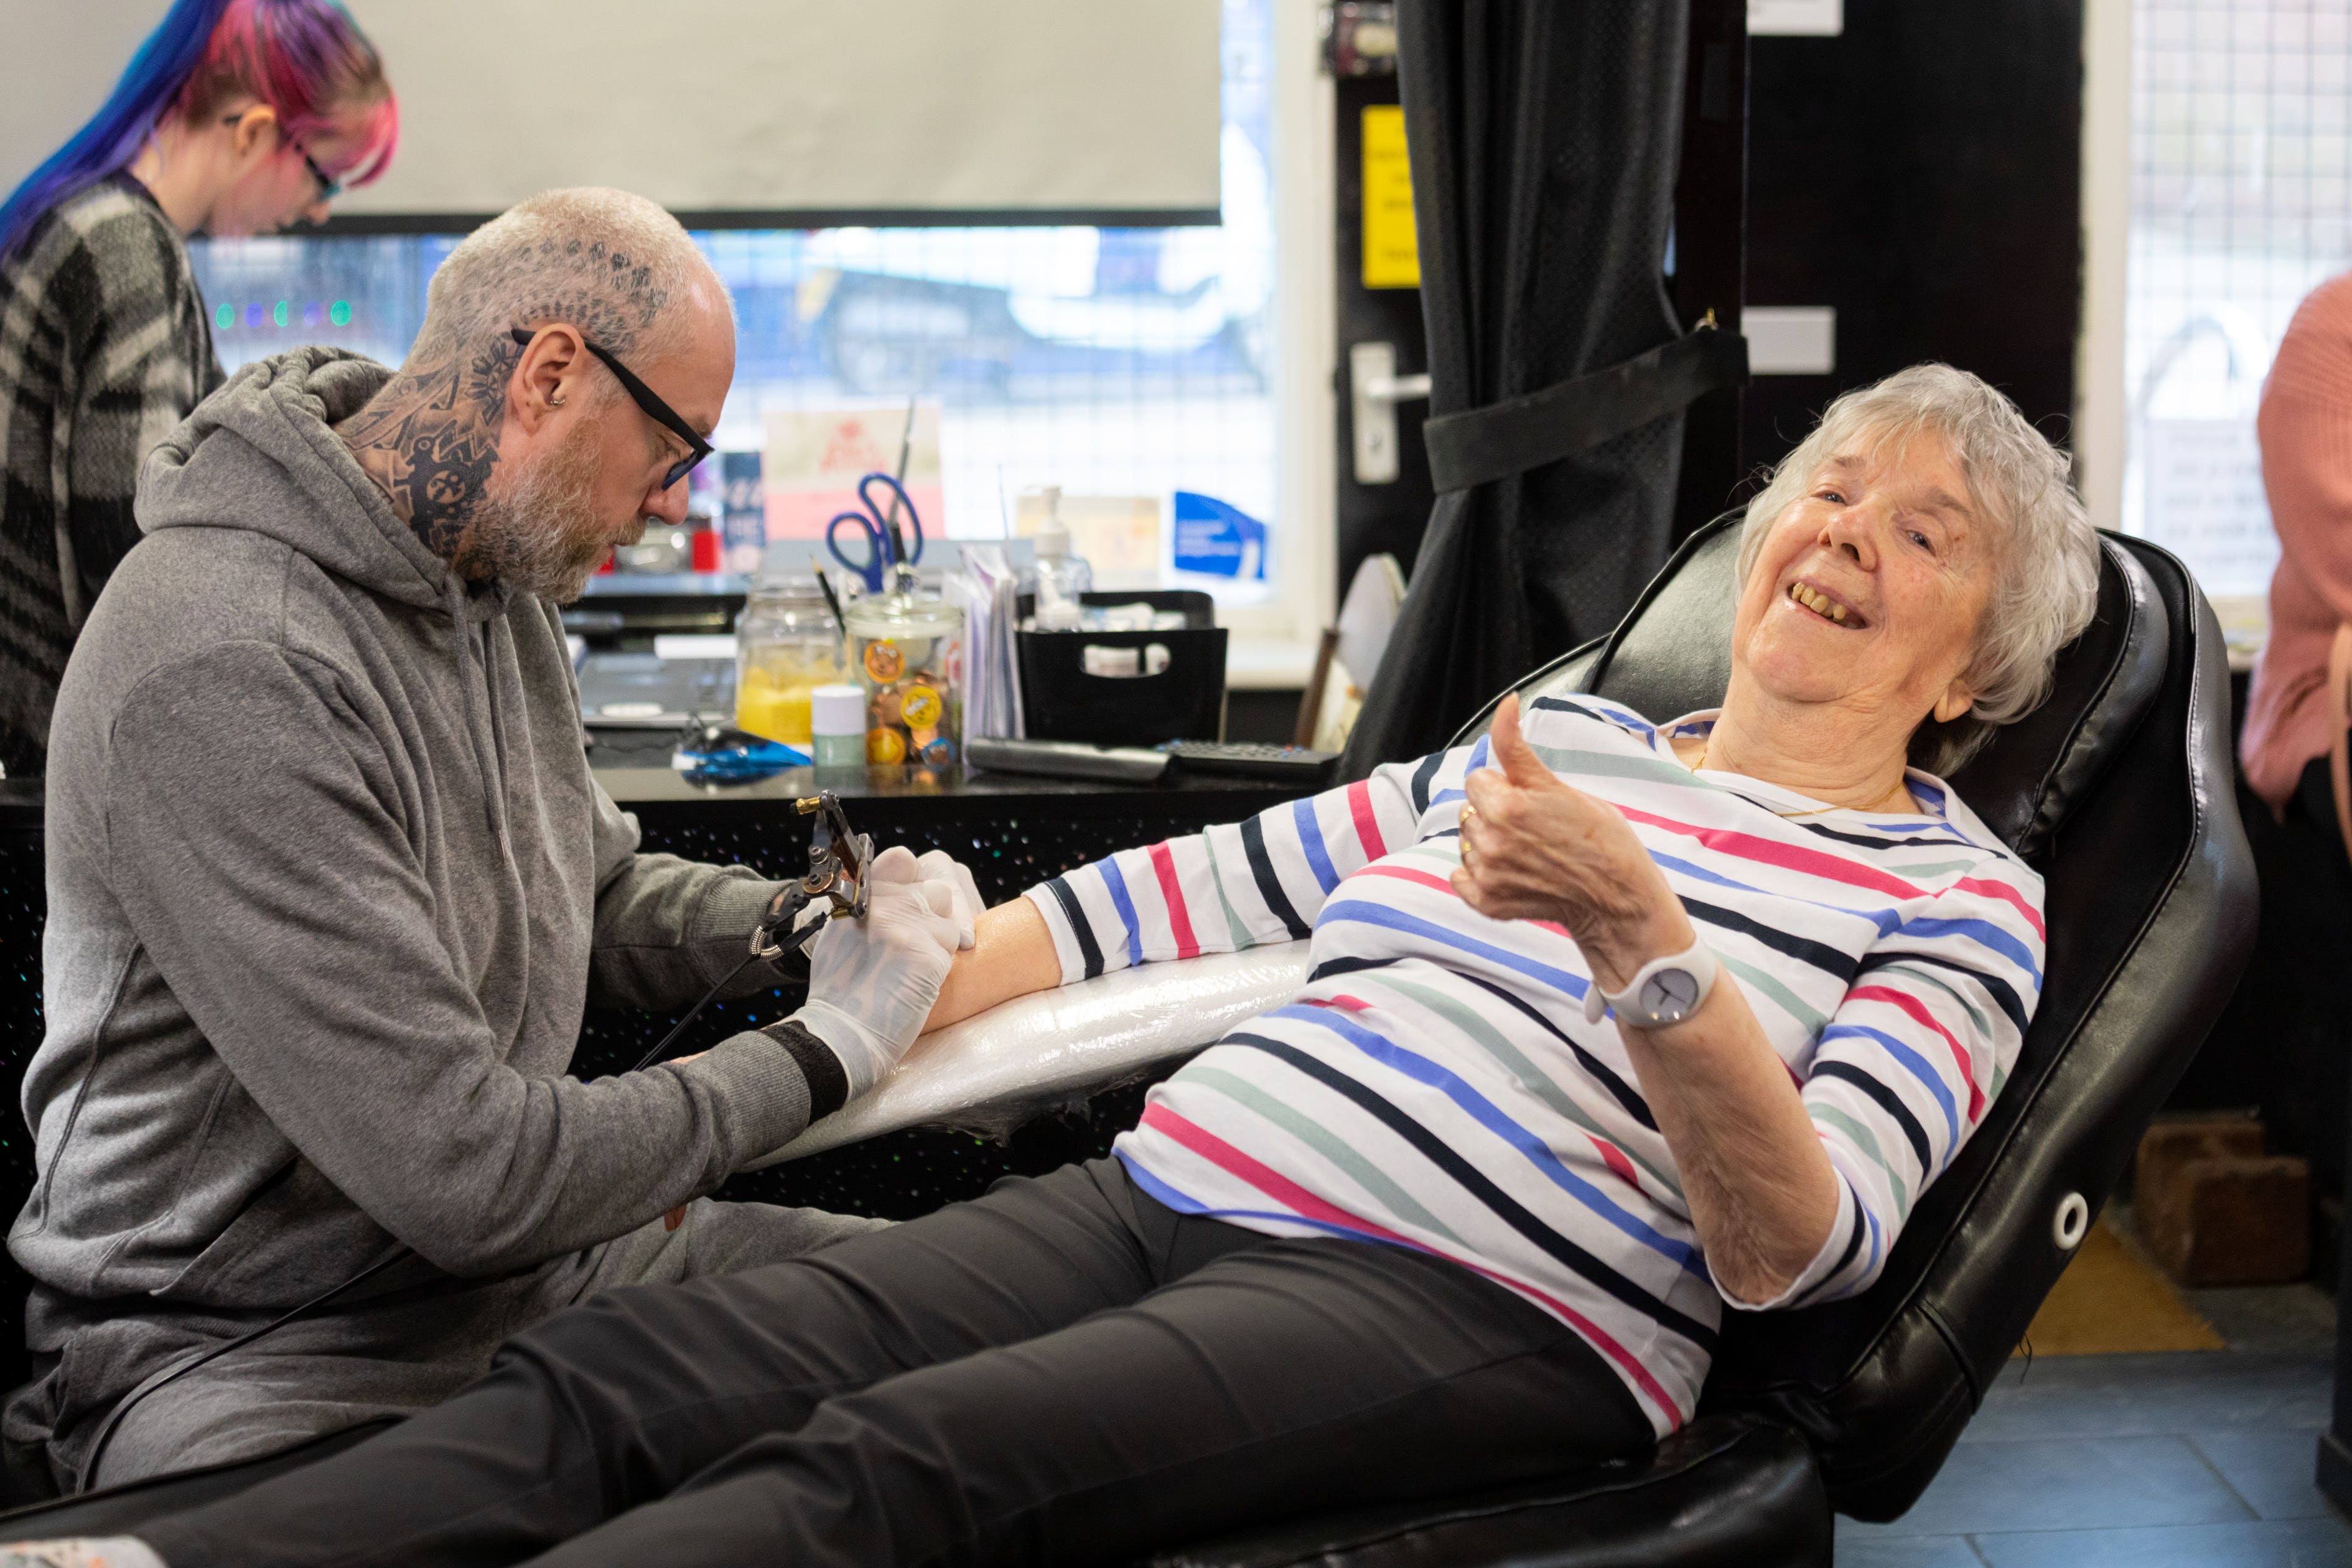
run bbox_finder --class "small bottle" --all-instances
[811,684,868,770]
[1027,487,1091,631]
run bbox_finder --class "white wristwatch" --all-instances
[1583,938,1718,1029]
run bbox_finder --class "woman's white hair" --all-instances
[406,186,721,391]
[1735,363,2102,776]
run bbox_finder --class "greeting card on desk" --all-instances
[763,403,943,541]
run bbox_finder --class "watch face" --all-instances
[1638,967,1702,1022]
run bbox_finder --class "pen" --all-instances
[811,563,848,639]
[881,394,915,564]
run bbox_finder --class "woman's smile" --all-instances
[1783,576,1869,628]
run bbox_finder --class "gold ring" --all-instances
[1460,805,1478,824]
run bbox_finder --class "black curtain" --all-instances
[1342,0,1696,776]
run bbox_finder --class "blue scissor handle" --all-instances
[857,472,923,569]
[824,510,888,594]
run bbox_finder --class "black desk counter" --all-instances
[0,764,1315,1247]
[588,761,1305,922]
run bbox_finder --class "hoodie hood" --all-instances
[138,346,479,616]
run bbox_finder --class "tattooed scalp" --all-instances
[335,187,723,566]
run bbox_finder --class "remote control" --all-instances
[1157,741,1341,783]
[967,737,1172,783]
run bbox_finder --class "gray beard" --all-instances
[465,419,613,604]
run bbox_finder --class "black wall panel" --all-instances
[1738,2,2084,484]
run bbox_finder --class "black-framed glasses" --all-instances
[290,138,340,202]
[509,327,714,490]
[217,111,339,201]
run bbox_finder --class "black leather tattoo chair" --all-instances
[0,516,2257,1567]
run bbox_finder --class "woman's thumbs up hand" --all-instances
[1450,694,1696,995]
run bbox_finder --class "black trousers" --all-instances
[142,1159,1651,1567]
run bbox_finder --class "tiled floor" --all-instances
[1836,1276,2346,1565]
[1836,1328,2348,1566]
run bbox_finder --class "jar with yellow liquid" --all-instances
[734,576,847,754]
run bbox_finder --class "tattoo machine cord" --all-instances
[75,794,875,1492]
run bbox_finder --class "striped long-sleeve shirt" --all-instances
[1024,696,2044,1437]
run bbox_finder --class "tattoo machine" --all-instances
[748,791,876,961]
[632,790,874,1071]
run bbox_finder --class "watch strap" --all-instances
[1583,936,1718,1029]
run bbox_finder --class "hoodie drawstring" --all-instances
[445,575,510,842]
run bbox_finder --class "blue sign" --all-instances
[1172,491,1267,579]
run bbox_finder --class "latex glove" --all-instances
[917,849,984,950]
[795,846,962,1098]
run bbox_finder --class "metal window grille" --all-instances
[2126,0,2352,604]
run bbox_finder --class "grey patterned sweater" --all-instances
[0,172,222,778]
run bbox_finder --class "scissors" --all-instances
[825,472,924,593]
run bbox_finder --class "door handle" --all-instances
[1350,342,1431,483]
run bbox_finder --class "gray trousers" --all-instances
[143,1161,1649,1568]
[41,1200,884,1491]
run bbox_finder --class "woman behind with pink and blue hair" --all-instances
[0,0,397,778]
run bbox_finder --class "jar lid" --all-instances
[747,571,828,599]
[810,683,867,737]
[844,589,963,635]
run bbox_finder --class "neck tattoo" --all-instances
[338,336,523,562]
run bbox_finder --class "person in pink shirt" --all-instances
[2190,272,2352,1261]
[2243,271,2352,828]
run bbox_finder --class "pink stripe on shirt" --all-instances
[1615,805,1925,899]
[1148,842,1200,960]
[1347,780,1389,861]
[1355,864,1458,898]
[1954,875,2045,941]
[1848,984,1984,1123]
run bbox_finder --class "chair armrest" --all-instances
[743,941,1312,1169]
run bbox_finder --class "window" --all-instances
[2124,0,2352,613]
[190,0,1279,602]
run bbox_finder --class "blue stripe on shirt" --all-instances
[1292,798,1342,894]
[1645,850,1905,938]
[1274,1005,1705,1276]
[1314,900,1593,1001]
[1096,855,1144,968]
[1897,915,2042,986]
[1821,1022,1961,1154]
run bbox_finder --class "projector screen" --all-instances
[1,0,1224,226]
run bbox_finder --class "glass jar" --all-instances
[734,576,848,749]
[842,589,966,770]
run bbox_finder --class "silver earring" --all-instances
[548,392,566,408]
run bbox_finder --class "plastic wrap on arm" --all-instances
[744,941,1312,1167]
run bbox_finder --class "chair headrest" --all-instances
[1466,516,2172,861]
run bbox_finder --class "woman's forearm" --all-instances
[1622,980,1841,1305]
[923,897,1062,1032]
[1452,694,1839,1304]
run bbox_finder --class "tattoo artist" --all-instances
[10,187,978,1492]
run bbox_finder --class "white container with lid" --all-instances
[810,683,867,769]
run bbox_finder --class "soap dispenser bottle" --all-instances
[1027,486,1093,630]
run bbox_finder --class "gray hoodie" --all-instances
[14,350,821,1384]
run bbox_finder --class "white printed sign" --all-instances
[2141,418,2279,597]
[1749,0,1842,36]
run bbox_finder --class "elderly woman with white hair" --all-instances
[24,363,2101,1568]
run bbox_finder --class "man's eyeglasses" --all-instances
[509,327,714,490]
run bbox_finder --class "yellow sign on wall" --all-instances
[1361,105,1419,289]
